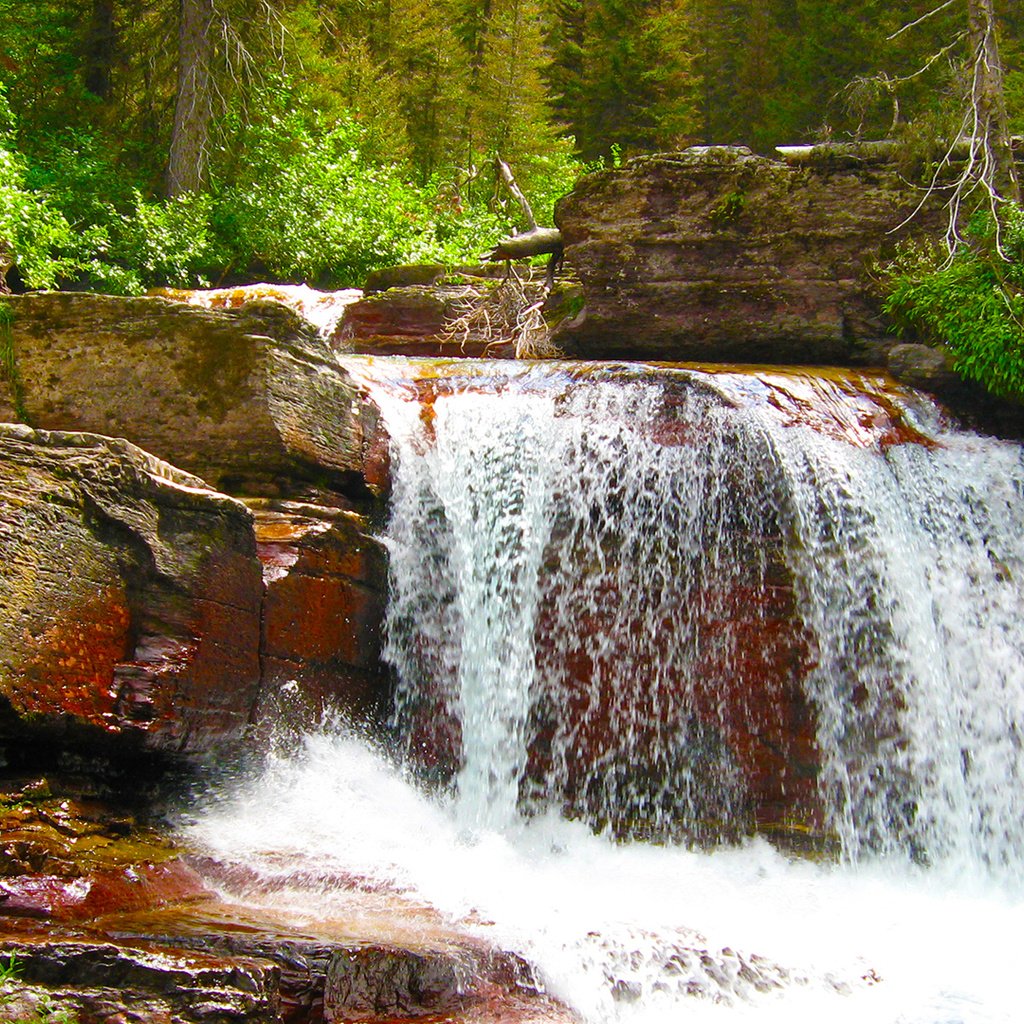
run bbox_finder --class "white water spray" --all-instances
[185,359,1024,1023]
[379,361,1024,871]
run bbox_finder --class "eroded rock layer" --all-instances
[0,424,263,756]
[553,145,944,362]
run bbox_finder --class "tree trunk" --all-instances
[84,0,117,101]
[166,0,215,197]
[485,226,563,261]
[967,0,1020,203]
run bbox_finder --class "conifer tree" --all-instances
[545,0,700,161]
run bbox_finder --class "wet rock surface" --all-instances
[2,887,576,1024]
[0,777,209,923]
[0,424,263,757]
[553,145,945,362]
[0,937,282,1024]
[249,499,390,730]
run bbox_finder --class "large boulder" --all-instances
[0,292,384,498]
[553,144,944,362]
[0,424,263,757]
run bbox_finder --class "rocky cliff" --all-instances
[553,144,944,363]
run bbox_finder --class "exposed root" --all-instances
[441,265,562,359]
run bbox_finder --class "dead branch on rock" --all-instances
[441,266,560,359]
[441,158,565,358]
[485,156,564,277]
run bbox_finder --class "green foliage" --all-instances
[208,96,512,285]
[709,189,746,227]
[0,955,19,985]
[882,205,1024,401]
[547,0,701,162]
[0,85,84,289]
[0,952,80,1024]
[1,0,1018,292]
[1006,69,1024,134]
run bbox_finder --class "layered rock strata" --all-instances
[250,499,388,730]
[553,144,945,362]
[0,424,263,757]
[0,292,385,498]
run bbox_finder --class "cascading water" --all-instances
[381,362,1024,868]
[184,358,1024,1024]
[383,366,796,841]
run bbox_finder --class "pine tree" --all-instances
[545,0,700,161]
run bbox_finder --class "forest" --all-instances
[0,0,1022,296]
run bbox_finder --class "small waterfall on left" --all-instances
[383,379,561,829]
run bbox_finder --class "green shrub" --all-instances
[207,102,515,286]
[882,204,1024,401]
[0,94,83,289]
[2,75,589,294]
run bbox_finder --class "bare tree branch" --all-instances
[495,156,538,231]
[888,0,958,42]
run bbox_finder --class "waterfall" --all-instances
[185,358,1024,1024]
[376,361,1024,873]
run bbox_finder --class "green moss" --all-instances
[709,188,746,227]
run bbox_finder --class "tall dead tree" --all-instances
[965,0,1020,205]
[890,0,1021,250]
[166,0,215,196]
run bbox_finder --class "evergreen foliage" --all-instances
[0,0,1020,325]
[883,205,1024,400]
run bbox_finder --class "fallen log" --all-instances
[484,226,564,261]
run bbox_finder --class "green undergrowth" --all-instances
[1,81,587,294]
[0,956,79,1024]
[882,203,1024,401]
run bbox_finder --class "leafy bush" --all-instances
[207,102,514,286]
[2,74,589,294]
[882,204,1024,401]
[0,86,84,289]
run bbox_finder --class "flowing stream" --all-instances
[185,359,1024,1023]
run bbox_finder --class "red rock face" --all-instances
[523,550,822,842]
[252,502,390,728]
[14,588,133,727]
[0,861,209,921]
[0,427,263,757]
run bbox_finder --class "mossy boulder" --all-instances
[554,145,947,362]
[0,292,384,499]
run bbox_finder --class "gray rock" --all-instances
[553,145,946,362]
[887,342,961,393]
